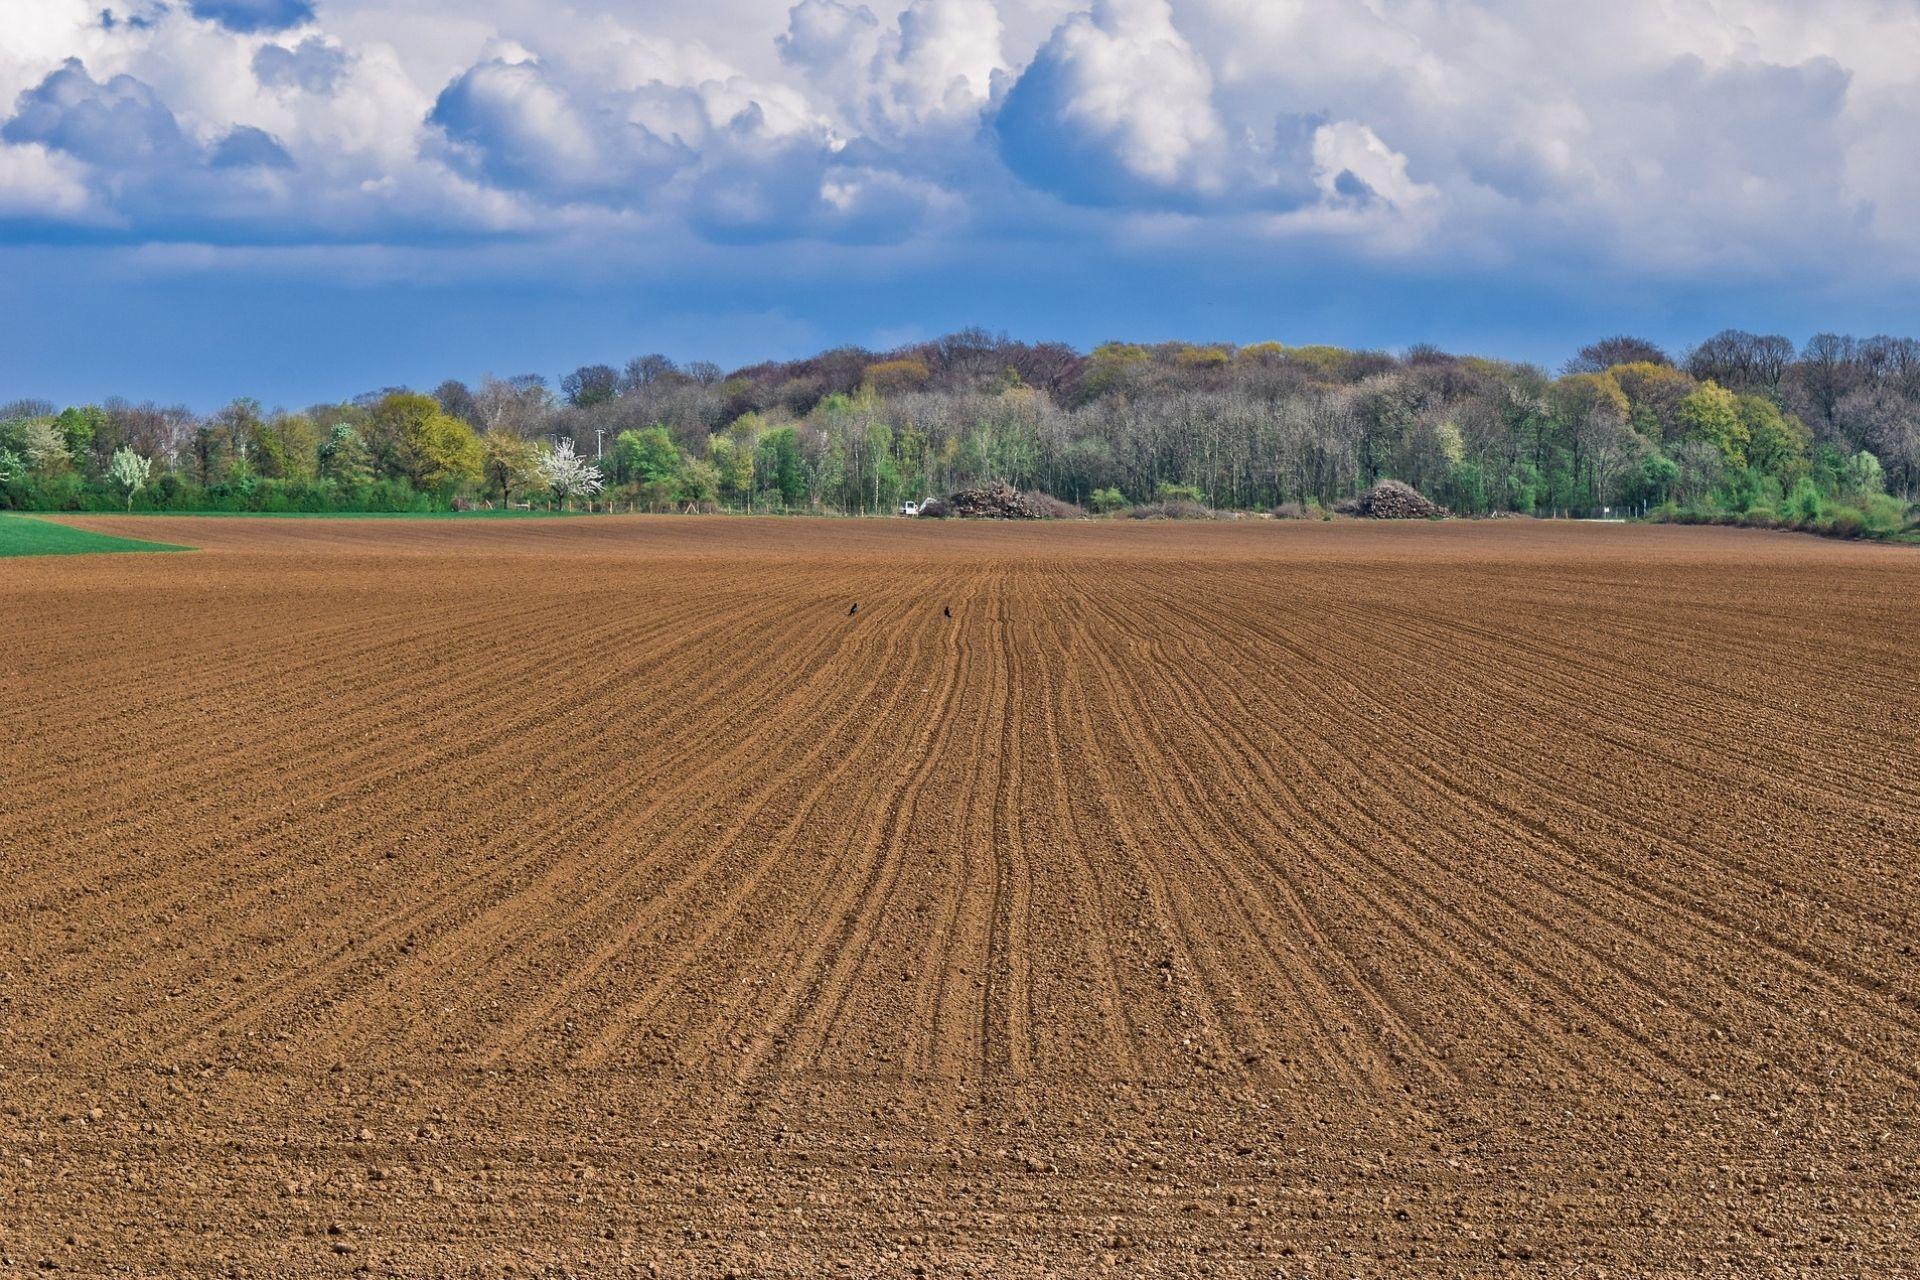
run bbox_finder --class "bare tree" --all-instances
[1564,335,1671,374]
[473,376,554,435]
[562,364,619,407]
[433,379,479,424]
[1685,330,1795,394]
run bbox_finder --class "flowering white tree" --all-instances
[537,438,604,511]
[21,421,67,471]
[108,446,153,511]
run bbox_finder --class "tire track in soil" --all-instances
[1055,583,1390,1088]
[730,579,1022,1087]
[977,578,1035,1080]
[725,592,980,1082]
[579,579,989,1076]
[1064,571,1465,1091]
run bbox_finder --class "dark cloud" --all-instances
[994,54,1156,208]
[688,144,937,246]
[1332,170,1374,202]
[428,57,685,197]
[211,125,295,170]
[992,0,1229,210]
[2,59,190,167]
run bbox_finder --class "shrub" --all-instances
[1743,506,1777,529]
[1271,501,1309,519]
[1826,506,1866,539]
[1024,492,1086,519]
[32,470,85,510]
[1126,499,1215,520]
[1783,476,1825,526]
[1843,450,1885,497]
[1860,493,1907,537]
[1155,482,1207,504]
[1089,486,1127,514]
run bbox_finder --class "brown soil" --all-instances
[2,516,1917,1277]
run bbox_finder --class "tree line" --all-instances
[3,329,1916,537]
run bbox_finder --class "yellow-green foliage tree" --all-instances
[1552,371,1631,427]
[862,358,931,396]
[249,412,322,482]
[1738,395,1811,479]
[1675,380,1748,469]
[374,392,483,496]
[54,405,103,458]
[612,426,683,496]
[1081,343,1153,399]
[706,431,756,508]
[1288,346,1355,377]
[1172,344,1231,369]
[1609,362,1695,444]
[676,455,719,506]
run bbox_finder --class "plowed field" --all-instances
[3,516,1917,1277]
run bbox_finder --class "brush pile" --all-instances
[929,481,1077,519]
[1338,480,1447,519]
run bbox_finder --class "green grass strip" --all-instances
[82,509,587,519]
[0,513,191,558]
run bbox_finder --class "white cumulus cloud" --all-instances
[781,0,1005,136]
[0,139,95,220]
[2,0,1920,285]
[995,0,1227,202]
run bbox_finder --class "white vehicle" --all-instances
[898,500,921,517]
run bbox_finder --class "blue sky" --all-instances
[4,0,1919,408]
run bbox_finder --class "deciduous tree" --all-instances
[537,438,604,510]
[319,423,374,489]
[373,392,483,496]
[562,364,619,408]
[108,447,151,511]
[1676,381,1748,469]
[481,429,541,506]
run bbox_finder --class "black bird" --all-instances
[943,606,952,618]
[849,603,859,616]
